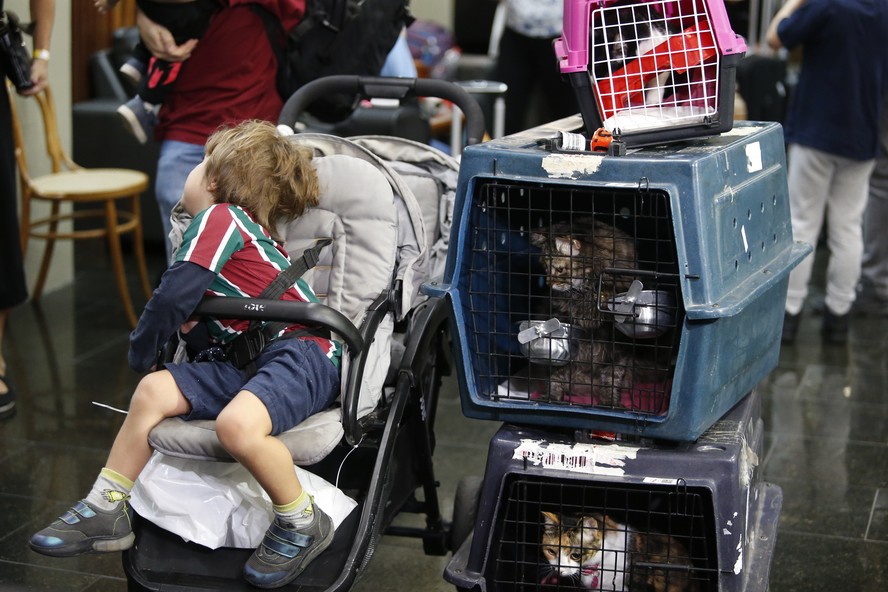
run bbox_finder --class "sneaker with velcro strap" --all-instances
[243,499,334,589]
[28,498,134,557]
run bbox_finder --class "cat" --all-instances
[529,217,637,332]
[540,511,698,592]
[529,217,638,406]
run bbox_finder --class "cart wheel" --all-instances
[450,475,483,553]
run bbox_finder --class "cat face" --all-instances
[530,233,587,292]
[540,511,606,586]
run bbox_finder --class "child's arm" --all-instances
[128,261,217,373]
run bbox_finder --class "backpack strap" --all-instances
[224,238,332,370]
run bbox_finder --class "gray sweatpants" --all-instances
[784,144,875,316]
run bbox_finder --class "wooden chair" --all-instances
[8,81,152,328]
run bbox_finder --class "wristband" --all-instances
[33,49,50,62]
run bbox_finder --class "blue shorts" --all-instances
[166,338,340,436]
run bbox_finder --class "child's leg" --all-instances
[29,370,191,557]
[217,390,335,588]
[106,369,193,481]
[215,390,301,505]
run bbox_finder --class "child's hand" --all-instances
[93,0,119,13]
[180,319,199,334]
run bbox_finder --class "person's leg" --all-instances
[215,390,300,504]
[155,140,204,263]
[860,142,888,305]
[493,27,535,134]
[784,144,834,315]
[29,371,192,556]
[823,156,875,316]
[218,389,334,588]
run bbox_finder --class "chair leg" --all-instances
[105,199,140,329]
[130,193,152,300]
[20,189,32,256]
[32,201,60,301]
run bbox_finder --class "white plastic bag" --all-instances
[130,452,357,549]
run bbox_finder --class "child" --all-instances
[29,120,342,589]
[95,0,223,144]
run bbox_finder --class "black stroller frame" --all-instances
[122,77,486,591]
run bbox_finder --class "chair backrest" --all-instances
[6,81,77,182]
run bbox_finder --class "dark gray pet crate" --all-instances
[424,120,810,441]
[444,390,780,592]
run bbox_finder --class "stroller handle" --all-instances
[194,296,364,354]
[278,75,487,147]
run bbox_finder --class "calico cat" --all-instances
[529,217,638,406]
[540,511,698,592]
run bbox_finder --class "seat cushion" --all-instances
[148,408,344,466]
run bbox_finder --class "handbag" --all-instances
[0,10,33,91]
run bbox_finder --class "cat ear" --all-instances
[541,511,559,532]
[554,237,581,257]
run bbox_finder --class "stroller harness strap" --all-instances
[225,238,333,371]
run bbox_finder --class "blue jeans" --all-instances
[155,140,205,263]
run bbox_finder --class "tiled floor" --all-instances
[1,239,887,591]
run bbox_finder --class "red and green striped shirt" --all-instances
[176,204,340,366]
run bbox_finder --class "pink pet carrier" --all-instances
[554,0,747,147]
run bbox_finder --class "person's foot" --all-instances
[116,96,157,145]
[0,376,15,418]
[118,57,147,85]
[243,500,334,589]
[852,277,888,316]
[822,309,850,344]
[29,499,134,557]
[781,312,800,345]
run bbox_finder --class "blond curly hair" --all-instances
[203,120,318,237]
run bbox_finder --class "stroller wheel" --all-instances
[450,475,483,553]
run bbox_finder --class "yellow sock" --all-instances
[101,467,134,490]
[274,489,309,514]
[273,490,313,528]
[85,467,134,511]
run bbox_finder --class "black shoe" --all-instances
[0,376,15,418]
[781,312,800,345]
[821,309,849,344]
[852,277,888,316]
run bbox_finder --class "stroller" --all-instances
[122,77,484,591]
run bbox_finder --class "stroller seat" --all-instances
[137,152,409,518]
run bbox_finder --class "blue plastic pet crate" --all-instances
[444,390,781,592]
[424,121,810,441]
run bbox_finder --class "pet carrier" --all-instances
[444,389,780,592]
[554,0,747,147]
[424,120,810,441]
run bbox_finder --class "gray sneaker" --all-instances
[116,96,157,145]
[29,499,134,557]
[243,500,334,589]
